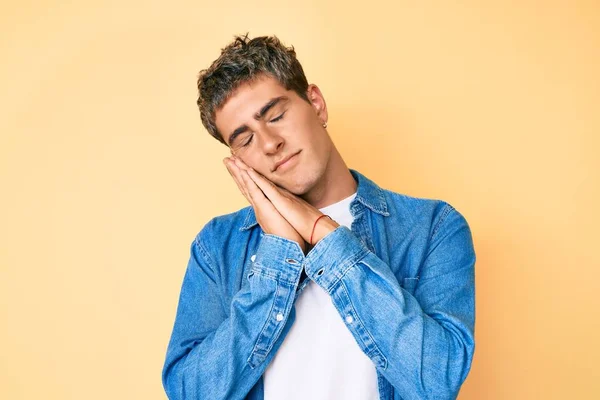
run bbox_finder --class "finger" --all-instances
[232,157,254,176]
[246,168,313,238]
[241,170,290,236]
[246,168,286,205]
[232,157,271,197]
[233,158,292,211]
[241,169,273,209]
[224,158,252,202]
[224,159,246,196]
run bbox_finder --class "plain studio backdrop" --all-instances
[1,1,598,399]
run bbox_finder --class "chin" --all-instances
[287,184,310,196]
[284,170,322,196]
[274,179,305,195]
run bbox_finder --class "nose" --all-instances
[259,127,284,155]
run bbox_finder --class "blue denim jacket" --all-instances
[162,169,476,400]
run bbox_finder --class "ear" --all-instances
[306,84,328,125]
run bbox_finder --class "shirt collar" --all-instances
[240,168,389,231]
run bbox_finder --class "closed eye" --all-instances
[269,111,286,123]
[241,111,285,147]
[242,134,253,147]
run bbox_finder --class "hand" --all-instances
[229,157,340,247]
[224,156,308,253]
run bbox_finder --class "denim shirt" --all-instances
[162,169,476,400]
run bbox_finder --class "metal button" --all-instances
[345,315,354,324]
[250,254,256,262]
[276,312,284,321]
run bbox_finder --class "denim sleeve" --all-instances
[161,228,305,400]
[302,204,476,400]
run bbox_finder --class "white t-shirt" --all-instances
[263,192,380,400]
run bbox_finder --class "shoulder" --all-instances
[193,205,253,249]
[380,187,470,240]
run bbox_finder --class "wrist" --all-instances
[311,217,339,245]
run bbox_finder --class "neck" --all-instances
[300,146,357,209]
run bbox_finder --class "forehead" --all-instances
[215,75,292,137]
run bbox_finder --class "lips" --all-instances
[273,151,300,172]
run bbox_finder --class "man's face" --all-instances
[214,74,332,195]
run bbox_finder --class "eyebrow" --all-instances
[227,96,289,147]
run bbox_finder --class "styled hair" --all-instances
[196,33,310,145]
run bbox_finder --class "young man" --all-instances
[162,34,476,400]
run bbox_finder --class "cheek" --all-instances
[288,114,319,142]
[239,154,270,176]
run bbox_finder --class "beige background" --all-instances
[1,1,599,399]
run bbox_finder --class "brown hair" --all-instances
[196,33,310,145]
